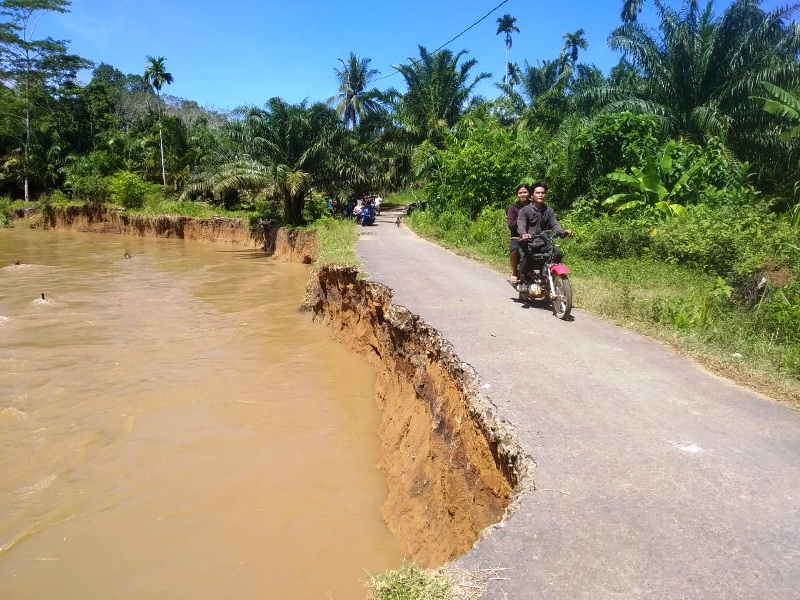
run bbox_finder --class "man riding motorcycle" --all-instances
[516,182,572,280]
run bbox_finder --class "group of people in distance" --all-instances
[324,183,569,274]
[506,181,573,288]
[327,194,382,225]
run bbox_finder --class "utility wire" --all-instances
[432,0,511,54]
[371,0,512,83]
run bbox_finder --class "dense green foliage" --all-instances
[0,0,798,381]
[107,170,160,208]
[420,125,544,218]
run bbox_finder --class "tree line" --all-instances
[1,0,799,233]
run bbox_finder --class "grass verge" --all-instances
[406,212,800,409]
[366,564,451,600]
[366,564,508,600]
[310,216,359,269]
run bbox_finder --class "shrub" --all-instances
[303,195,328,222]
[44,189,69,205]
[422,126,547,218]
[466,206,508,258]
[253,197,283,221]
[758,278,800,344]
[433,209,472,245]
[0,195,11,227]
[575,215,652,259]
[649,204,776,276]
[568,112,661,202]
[108,171,155,209]
[69,174,110,205]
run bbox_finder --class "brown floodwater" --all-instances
[0,229,403,599]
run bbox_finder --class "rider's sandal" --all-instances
[507,276,519,287]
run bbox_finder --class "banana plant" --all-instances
[603,140,702,218]
[753,82,800,229]
[751,82,800,141]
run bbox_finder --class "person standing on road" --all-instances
[506,183,531,285]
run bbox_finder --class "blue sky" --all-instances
[37,0,788,111]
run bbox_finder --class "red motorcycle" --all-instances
[516,231,573,319]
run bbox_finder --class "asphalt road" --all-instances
[357,208,800,599]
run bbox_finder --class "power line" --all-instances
[371,0,512,83]
[432,0,511,54]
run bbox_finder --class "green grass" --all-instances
[366,564,452,600]
[568,256,800,385]
[365,564,501,599]
[129,198,251,219]
[310,216,359,269]
[384,189,422,207]
[406,210,800,406]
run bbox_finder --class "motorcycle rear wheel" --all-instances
[551,275,572,319]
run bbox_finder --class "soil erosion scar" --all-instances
[308,265,529,566]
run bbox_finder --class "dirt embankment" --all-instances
[308,265,528,566]
[15,205,318,263]
[13,205,527,567]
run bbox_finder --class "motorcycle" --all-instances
[515,231,573,320]
[360,203,376,226]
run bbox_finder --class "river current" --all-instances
[0,229,402,599]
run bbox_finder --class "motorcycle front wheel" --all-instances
[551,275,572,319]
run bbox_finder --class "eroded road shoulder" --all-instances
[357,208,800,599]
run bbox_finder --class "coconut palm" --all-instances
[143,55,174,185]
[327,52,382,129]
[390,46,491,145]
[496,14,520,86]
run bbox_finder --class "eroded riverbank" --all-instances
[11,205,529,567]
[309,265,529,564]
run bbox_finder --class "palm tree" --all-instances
[604,0,800,143]
[621,0,645,22]
[327,52,381,129]
[751,81,800,222]
[561,29,588,65]
[143,55,174,186]
[495,14,520,86]
[498,59,572,133]
[186,99,353,224]
[390,46,491,145]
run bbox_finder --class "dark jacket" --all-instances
[517,202,565,238]
[506,201,527,237]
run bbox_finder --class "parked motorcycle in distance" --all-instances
[360,203,376,226]
[516,231,573,319]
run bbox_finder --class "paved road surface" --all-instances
[357,208,800,599]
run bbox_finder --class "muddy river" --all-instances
[0,229,403,599]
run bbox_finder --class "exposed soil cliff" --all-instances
[12,206,528,567]
[16,205,318,263]
[308,265,528,566]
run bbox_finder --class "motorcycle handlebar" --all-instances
[513,230,568,241]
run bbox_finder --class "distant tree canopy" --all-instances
[0,0,798,231]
